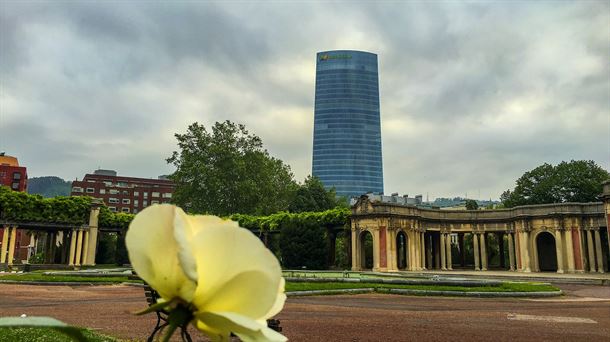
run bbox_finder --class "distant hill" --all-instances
[27,176,72,198]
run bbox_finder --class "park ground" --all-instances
[0,283,609,341]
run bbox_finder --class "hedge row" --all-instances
[0,186,350,232]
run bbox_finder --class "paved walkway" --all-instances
[0,283,609,341]
[391,269,610,284]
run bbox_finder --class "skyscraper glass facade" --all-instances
[312,50,384,198]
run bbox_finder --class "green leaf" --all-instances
[0,316,87,342]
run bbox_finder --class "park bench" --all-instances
[139,281,282,341]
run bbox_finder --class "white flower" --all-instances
[126,204,286,341]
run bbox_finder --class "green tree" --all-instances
[288,175,339,213]
[465,199,479,210]
[279,220,328,269]
[501,160,609,208]
[167,121,297,216]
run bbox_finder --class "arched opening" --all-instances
[396,231,408,270]
[360,231,374,270]
[536,232,557,272]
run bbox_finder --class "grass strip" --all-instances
[285,281,558,293]
[0,327,118,342]
[0,274,132,283]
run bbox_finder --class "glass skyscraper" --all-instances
[312,50,384,198]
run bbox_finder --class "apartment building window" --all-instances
[134,191,139,197]
[103,181,112,186]
[134,200,139,207]
[72,187,83,193]
[117,182,127,187]
[12,182,19,190]
[122,199,130,204]
[12,172,21,180]
[152,192,160,198]
[162,193,172,199]
[109,207,117,212]
[86,188,95,193]
[151,200,159,205]
[99,189,106,194]
[108,198,119,204]
[122,190,129,195]
[143,200,148,207]
[122,208,130,213]
[143,192,148,198]
[109,189,119,195]
[133,209,138,214]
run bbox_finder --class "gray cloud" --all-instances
[1,1,607,200]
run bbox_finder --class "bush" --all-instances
[279,220,328,269]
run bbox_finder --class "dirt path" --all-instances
[1,284,609,341]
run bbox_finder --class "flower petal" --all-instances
[125,204,196,302]
[196,311,287,342]
[262,277,286,319]
[199,270,278,319]
[189,224,283,320]
[173,211,238,283]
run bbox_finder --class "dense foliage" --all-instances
[0,186,134,229]
[230,207,350,233]
[98,207,134,230]
[288,175,343,213]
[167,121,298,216]
[26,176,72,198]
[280,220,328,269]
[0,187,90,225]
[501,160,609,207]
[465,199,479,210]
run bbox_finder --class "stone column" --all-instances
[372,230,380,271]
[414,231,420,270]
[564,228,575,272]
[440,233,446,270]
[480,233,488,271]
[75,230,84,267]
[426,234,433,270]
[586,229,596,272]
[86,205,100,266]
[554,230,564,273]
[446,233,453,270]
[351,229,359,271]
[594,229,605,273]
[420,232,426,270]
[68,230,77,266]
[82,230,90,266]
[473,233,480,271]
[7,227,17,266]
[434,235,440,269]
[522,231,531,272]
[0,227,9,263]
[508,233,515,271]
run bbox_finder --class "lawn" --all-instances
[0,327,118,342]
[1,273,559,293]
[0,274,133,283]
[285,281,559,293]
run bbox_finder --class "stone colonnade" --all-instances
[351,198,609,274]
[0,204,101,268]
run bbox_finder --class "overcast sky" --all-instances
[1,1,608,200]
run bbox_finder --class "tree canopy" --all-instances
[465,199,479,210]
[500,160,609,208]
[288,175,342,213]
[167,120,297,216]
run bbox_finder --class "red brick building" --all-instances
[0,153,31,263]
[0,153,27,192]
[71,169,175,214]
